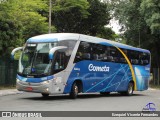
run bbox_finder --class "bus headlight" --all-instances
[16,79,20,83]
[42,80,50,84]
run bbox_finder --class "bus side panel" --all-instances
[63,60,132,93]
[134,64,150,91]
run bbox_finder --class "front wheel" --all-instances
[70,82,79,99]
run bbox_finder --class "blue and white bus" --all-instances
[11,33,151,98]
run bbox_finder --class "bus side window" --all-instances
[74,42,92,62]
[54,51,66,70]
[52,49,70,74]
[92,44,108,61]
[128,50,140,65]
[109,47,118,62]
[139,52,150,65]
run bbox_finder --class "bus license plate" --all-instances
[26,87,33,91]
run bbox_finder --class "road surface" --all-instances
[0,89,159,120]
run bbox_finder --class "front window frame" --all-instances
[18,40,77,77]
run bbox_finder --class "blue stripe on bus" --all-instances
[17,74,54,83]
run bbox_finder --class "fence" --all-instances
[152,68,160,85]
[0,57,18,86]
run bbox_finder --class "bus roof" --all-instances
[27,33,150,53]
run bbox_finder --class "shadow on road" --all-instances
[20,92,146,101]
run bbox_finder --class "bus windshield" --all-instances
[18,42,57,76]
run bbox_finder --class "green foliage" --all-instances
[0,0,49,55]
[140,0,160,35]
[97,27,116,40]
[52,0,111,36]
[54,0,89,18]
[0,18,23,55]
[109,0,160,67]
[82,0,111,36]
[14,51,22,60]
[0,0,117,56]
[53,0,90,32]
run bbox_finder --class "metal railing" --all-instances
[0,57,18,86]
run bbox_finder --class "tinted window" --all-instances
[74,41,150,66]
[127,50,140,64]
[58,40,76,56]
[52,40,76,74]
[139,52,150,65]
[75,42,92,62]
[92,44,108,61]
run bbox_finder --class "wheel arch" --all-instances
[73,79,83,93]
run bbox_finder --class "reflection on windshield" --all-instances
[18,43,57,76]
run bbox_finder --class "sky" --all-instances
[107,19,122,34]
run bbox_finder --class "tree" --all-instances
[108,0,145,46]
[140,0,160,68]
[52,0,111,36]
[97,27,116,40]
[52,0,90,33]
[0,0,49,55]
[0,18,22,55]
[109,0,160,68]
[140,0,160,35]
[81,0,111,36]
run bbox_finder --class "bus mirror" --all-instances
[49,46,67,60]
[11,47,23,60]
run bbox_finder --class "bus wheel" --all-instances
[70,82,79,99]
[121,82,134,96]
[100,92,110,96]
[41,93,49,97]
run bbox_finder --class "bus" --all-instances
[11,33,151,99]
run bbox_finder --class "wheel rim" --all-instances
[74,85,78,95]
[128,83,133,94]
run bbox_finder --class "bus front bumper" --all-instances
[16,79,52,94]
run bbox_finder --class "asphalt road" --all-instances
[0,89,160,120]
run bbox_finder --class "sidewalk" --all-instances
[0,89,23,96]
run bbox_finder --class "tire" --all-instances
[100,92,110,95]
[127,82,134,96]
[70,82,79,99]
[121,82,134,96]
[41,93,49,97]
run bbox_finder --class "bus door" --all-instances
[50,47,68,93]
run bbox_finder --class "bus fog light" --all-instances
[44,88,49,92]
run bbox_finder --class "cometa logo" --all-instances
[88,64,110,72]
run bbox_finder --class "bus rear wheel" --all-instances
[120,82,134,96]
[70,82,79,99]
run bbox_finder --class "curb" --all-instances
[148,87,157,90]
[0,89,23,96]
